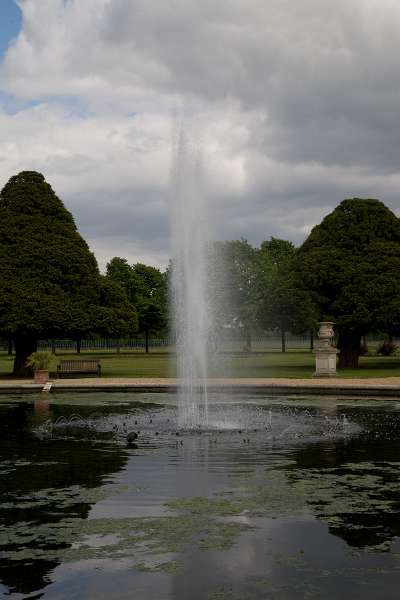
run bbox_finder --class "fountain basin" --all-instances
[2,392,400,599]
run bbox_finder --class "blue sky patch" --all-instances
[0,0,22,60]
[0,91,40,115]
[0,91,92,119]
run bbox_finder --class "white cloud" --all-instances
[1,0,400,268]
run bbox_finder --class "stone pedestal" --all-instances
[313,322,339,377]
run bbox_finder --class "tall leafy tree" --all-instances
[132,263,168,352]
[105,257,143,305]
[106,260,168,352]
[0,171,136,375]
[297,198,400,368]
[209,238,313,352]
[217,239,261,351]
[259,238,316,352]
[91,276,138,340]
[260,237,296,267]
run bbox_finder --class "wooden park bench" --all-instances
[57,359,101,378]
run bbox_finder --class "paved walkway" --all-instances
[1,377,400,396]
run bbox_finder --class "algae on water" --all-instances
[2,459,400,575]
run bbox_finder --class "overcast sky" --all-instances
[1,0,400,270]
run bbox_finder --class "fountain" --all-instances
[170,121,212,429]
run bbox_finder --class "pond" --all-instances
[1,392,400,599]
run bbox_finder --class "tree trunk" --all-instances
[281,329,286,353]
[76,339,81,354]
[337,331,361,368]
[361,335,368,355]
[7,338,13,356]
[244,325,252,352]
[145,330,149,354]
[310,330,314,352]
[13,336,37,377]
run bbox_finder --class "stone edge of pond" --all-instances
[1,377,400,397]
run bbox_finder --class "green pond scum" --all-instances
[2,458,400,573]
[2,396,400,598]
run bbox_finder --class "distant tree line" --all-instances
[207,198,400,369]
[208,237,315,354]
[1,170,399,375]
[116,198,400,370]
[105,257,168,353]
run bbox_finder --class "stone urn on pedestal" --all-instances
[313,322,339,377]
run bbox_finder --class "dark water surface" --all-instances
[1,393,400,599]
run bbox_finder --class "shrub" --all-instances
[26,351,54,371]
[376,341,398,356]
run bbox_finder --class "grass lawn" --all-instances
[1,348,400,379]
[228,351,400,379]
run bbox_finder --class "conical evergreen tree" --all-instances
[0,171,136,376]
[297,198,400,368]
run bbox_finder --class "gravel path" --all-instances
[1,377,400,396]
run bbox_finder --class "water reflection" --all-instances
[2,396,400,598]
[0,401,128,596]
[291,413,400,550]
[171,517,400,600]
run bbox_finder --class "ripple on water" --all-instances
[3,395,400,600]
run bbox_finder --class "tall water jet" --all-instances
[170,121,210,428]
